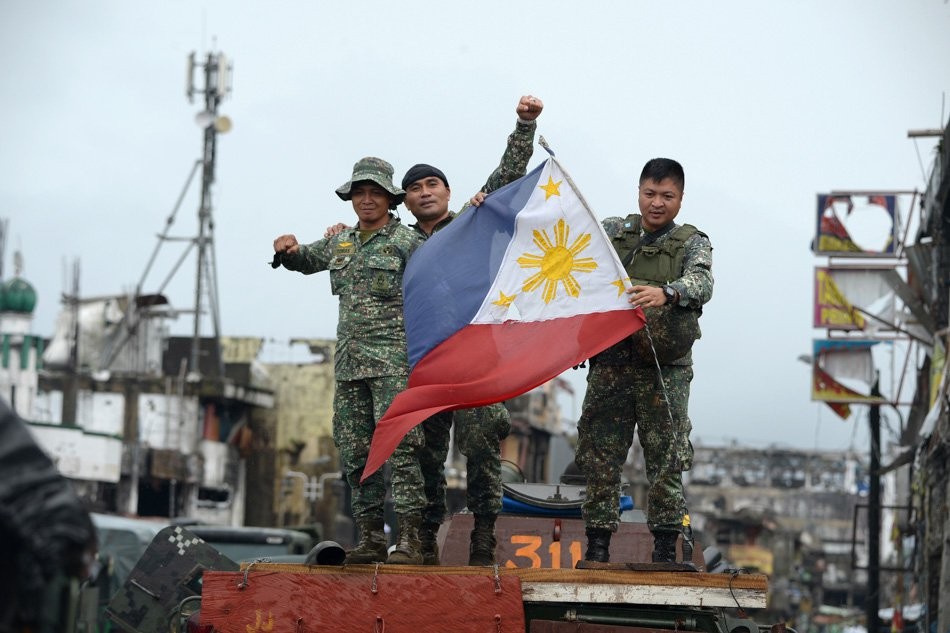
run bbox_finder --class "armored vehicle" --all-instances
[105,483,785,633]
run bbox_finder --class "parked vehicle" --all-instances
[84,516,314,632]
[184,524,313,562]
[104,485,788,633]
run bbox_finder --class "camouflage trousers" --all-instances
[420,403,511,523]
[333,376,426,521]
[575,363,694,533]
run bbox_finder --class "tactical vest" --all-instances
[596,215,704,366]
[613,215,699,286]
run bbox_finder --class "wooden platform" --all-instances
[228,562,769,610]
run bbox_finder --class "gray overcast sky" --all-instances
[2,1,948,453]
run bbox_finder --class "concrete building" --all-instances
[15,280,274,526]
[252,338,343,541]
[684,443,873,622]
[905,118,950,633]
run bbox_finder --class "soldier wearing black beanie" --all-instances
[401,164,449,191]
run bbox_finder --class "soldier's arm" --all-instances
[669,233,713,309]
[280,238,333,274]
[476,96,542,199]
[457,118,538,219]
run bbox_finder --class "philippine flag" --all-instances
[362,154,646,479]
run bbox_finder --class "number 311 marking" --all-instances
[503,535,583,569]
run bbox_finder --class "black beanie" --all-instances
[401,163,449,190]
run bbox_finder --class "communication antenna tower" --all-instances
[125,51,234,377]
[185,50,233,376]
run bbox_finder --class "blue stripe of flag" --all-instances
[403,160,548,369]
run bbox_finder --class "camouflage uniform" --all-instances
[576,215,713,536]
[420,405,511,521]
[281,215,426,520]
[411,118,536,522]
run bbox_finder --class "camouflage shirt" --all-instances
[480,118,537,198]
[281,215,423,380]
[409,118,537,236]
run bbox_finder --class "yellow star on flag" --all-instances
[493,290,517,307]
[539,176,562,200]
[612,278,629,297]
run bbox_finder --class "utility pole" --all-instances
[866,378,881,633]
[62,259,80,426]
[186,51,232,377]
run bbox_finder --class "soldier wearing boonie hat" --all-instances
[335,156,405,210]
[272,156,426,566]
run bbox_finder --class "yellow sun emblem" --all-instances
[516,219,598,303]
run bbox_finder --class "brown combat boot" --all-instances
[344,517,388,564]
[651,530,678,563]
[419,521,441,566]
[584,527,611,563]
[468,513,498,566]
[387,514,424,565]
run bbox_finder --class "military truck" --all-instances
[105,482,785,633]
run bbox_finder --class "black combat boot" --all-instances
[388,514,424,565]
[468,513,498,566]
[651,530,678,563]
[344,517,388,564]
[419,521,441,566]
[584,527,612,563]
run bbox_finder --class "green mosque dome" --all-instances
[1,277,37,314]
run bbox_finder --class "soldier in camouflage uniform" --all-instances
[324,96,544,566]
[575,158,714,564]
[404,95,544,566]
[273,157,427,565]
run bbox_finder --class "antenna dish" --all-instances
[213,116,233,134]
[194,111,215,128]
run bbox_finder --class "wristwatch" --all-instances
[662,285,679,305]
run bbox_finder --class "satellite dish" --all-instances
[194,110,215,128]
[213,115,233,134]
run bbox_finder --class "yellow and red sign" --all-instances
[811,340,887,405]
[814,268,865,330]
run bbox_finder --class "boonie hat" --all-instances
[336,157,405,208]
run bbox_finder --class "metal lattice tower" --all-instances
[187,51,232,376]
